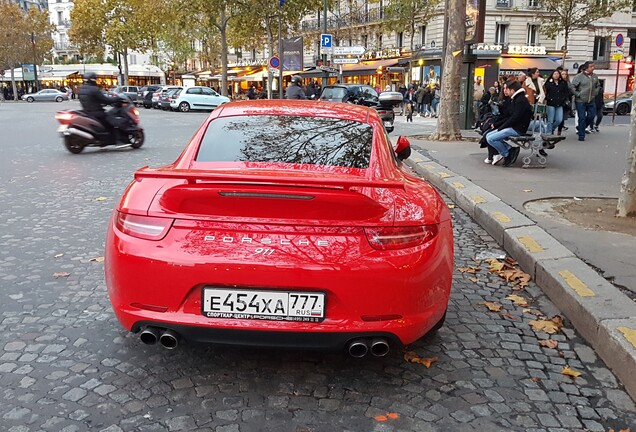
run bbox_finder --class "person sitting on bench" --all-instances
[486,80,533,167]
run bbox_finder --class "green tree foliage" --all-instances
[540,0,632,52]
[382,0,441,52]
[0,2,53,99]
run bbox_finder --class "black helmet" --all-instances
[83,72,97,84]
[291,75,302,84]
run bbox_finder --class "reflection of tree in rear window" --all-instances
[196,115,373,169]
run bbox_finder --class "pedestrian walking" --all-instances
[524,67,545,104]
[472,76,485,127]
[593,83,604,132]
[543,69,569,134]
[568,61,600,141]
[415,85,426,116]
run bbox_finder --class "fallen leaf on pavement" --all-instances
[469,277,480,283]
[561,367,582,378]
[95,197,109,201]
[500,312,516,320]
[529,377,541,383]
[608,428,631,432]
[505,257,518,266]
[523,308,542,317]
[539,340,558,349]
[485,258,505,272]
[448,204,455,209]
[551,315,564,327]
[53,272,70,278]
[90,256,105,263]
[506,294,528,307]
[480,301,502,312]
[523,189,532,192]
[386,413,399,419]
[458,266,480,274]
[54,253,64,258]
[404,351,438,368]
[374,415,388,422]
[529,319,561,334]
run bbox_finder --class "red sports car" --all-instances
[105,100,453,357]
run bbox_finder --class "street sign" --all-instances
[333,46,365,55]
[318,66,338,73]
[332,57,359,65]
[320,34,333,48]
[616,33,624,47]
[268,67,280,77]
[612,53,624,61]
[269,56,280,69]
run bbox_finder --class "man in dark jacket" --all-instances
[79,72,120,135]
[486,80,532,166]
[285,76,307,100]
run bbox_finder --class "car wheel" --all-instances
[179,102,190,112]
[617,103,630,115]
[427,311,446,335]
[64,135,85,154]
[56,96,63,102]
[26,97,34,103]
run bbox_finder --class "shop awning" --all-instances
[40,70,79,79]
[341,58,401,77]
[500,57,559,72]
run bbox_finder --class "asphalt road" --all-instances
[1,100,635,431]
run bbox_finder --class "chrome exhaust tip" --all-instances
[159,329,179,350]
[369,338,390,357]
[139,327,160,345]
[347,339,369,358]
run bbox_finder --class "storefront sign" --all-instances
[228,59,268,67]
[362,48,402,60]
[508,45,546,55]
[475,44,503,52]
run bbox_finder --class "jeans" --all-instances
[486,127,520,157]
[575,102,596,138]
[595,107,603,127]
[546,105,563,134]
[431,98,439,115]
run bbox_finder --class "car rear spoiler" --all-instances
[134,167,404,190]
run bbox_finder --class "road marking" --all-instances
[424,164,437,171]
[491,211,511,223]
[438,172,451,178]
[558,270,596,297]
[617,327,636,349]
[452,182,465,188]
[412,158,424,162]
[518,236,544,253]
[471,195,486,204]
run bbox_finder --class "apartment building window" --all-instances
[633,0,636,12]
[362,34,368,48]
[397,32,404,48]
[593,36,609,61]
[57,11,63,25]
[528,0,540,7]
[496,0,511,7]
[420,25,426,46]
[495,24,508,44]
[378,34,383,48]
[527,24,539,45]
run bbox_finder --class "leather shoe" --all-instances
[504,147,520,166]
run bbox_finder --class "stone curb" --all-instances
[406,148,636,401]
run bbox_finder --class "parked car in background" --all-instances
[319,84,397,133]
[108,86,139,102]
[158,88,182,110]
[170,86,231,112]
[22,89,69,103]
[137,85,162,108]
[152,86,182,109]
[603,91,632,115]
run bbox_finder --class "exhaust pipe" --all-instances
[139,327,160,345]
[369,338,390,357]
[159,329,179,350]
[347,339,369,358]
[65,127,94,140]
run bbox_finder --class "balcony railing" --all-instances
[300,8,385,31]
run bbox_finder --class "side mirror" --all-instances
[394,136,411,161]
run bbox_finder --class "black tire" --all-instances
[64,135,85,154]
[617,103,630,115]
[56,96,63,102]
[179,102,190,112]
[130,130,145,149]
[428,311,446,334]
[26,97,34,103]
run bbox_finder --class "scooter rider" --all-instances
[285,76,307,100]
[78,72,120,139]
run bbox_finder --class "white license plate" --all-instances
[383,121,392,127]
[202,288,325,322]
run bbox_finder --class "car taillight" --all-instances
[364,225,439,250]
[55,112,74,124]
[115,212,173,241]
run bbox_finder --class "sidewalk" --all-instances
[403,120,636,400]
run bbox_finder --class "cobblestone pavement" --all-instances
[1,104,636,432]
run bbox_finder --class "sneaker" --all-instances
[504,147,521,166]
[484,157,493,164]
[578,136,585,142]
[586,128,595,134]
[492,155,504,165]
[594,126,600,132]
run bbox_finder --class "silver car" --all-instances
[22,89,69,103]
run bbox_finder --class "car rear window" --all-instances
[320,87,347,101]
[196,115,373,168]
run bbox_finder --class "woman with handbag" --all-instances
[544,70,570,134]
[557,69,573,135]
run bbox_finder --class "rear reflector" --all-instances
[115,212,174,240]
[364,225,439,250]
[131,302,168,312]
[361,314,403,322]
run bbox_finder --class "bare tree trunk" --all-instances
[266,16,274,99]
[617,97,636,217]
[219,9,229,97]
[430,0,466,141]
[10,67,18,101]
[123,47,129,85]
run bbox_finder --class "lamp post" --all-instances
[31,33,39,92]
[322,0,328,88]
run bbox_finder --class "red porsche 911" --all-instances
[105,100,453,357]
